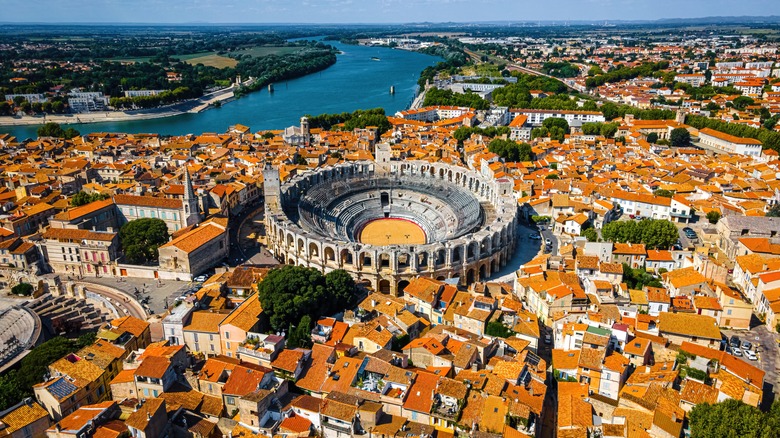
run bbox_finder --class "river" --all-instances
[4,41,441,139]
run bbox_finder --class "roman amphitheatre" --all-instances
[264,155,518,294]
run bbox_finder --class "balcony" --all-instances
[237,344,274,362]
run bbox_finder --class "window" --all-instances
[226,342,231,350]
[224,332,230,339]
[727,309,732,315]
[226,396,236,405]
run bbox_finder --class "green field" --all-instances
[102,45,300,68]
[232,46,301,57]
[177,53,238,68]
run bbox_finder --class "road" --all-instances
[486,221,554,285]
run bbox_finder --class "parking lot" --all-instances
[722,324,780,404]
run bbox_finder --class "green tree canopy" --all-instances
[257,266,357,332]
[670,128,691,147]
[11,283,33,296]
[689,399,777,438]
[37,122,80,140]
[119,218,169,264]
[646,132,659,143]
[767,204,780,217]
[706,210,721,224]
[601,219,679,249]
[70,191,110,207]
[488,139,533,162]
[581,228,598,242]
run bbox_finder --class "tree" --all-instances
[11,283,33,296]
[732,96,755,110]
[542,117,569,133]
[622,264,663,289]
[70,191,110,207]
[670,128,691,147]
[767,204,780,217]
[600,123,619,138]
[706,210,721,224]
[689,399,767,438]
[653,189,674,198]
[119,218,169,264]
[257,266,357,332]
[287,315,313,349]
[486,320,514,338]
[488,139,533,162]
[601,219,678,249]
[646,132,659,143]
[581,228,598,242]
[36,122,80,139]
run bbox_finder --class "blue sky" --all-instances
[3,0,774,23]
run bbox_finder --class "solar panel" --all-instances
[48,377,78,399]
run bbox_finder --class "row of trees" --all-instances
[689,399,780,438]
[601,219,679,250]
[422,88,490,110]
[306,108,391,135]
[452,126,510,143]
[487,138,533,162]
[686,114,780,152]
[581,122,619,138]
[585,61,670,88]
[36,122,80,140]
[541,61,580,78]
[108,87,198,109]
[71,191,110,207]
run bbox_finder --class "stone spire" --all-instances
[183,167,195,201]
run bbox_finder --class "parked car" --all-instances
[544,334,552,345]
[545,238,552,246]
[744,350,758,361]
[529,233,541,240]
[732,348,743,357]
[741,341,753,351]
[730,335,741,348]
[683,227,694,233]
[193,275,207,283]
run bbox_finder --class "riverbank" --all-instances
[0,81,243,127]
[1,40,441,139]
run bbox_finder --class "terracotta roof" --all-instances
[114,194,182,209]
[159,222,225,253]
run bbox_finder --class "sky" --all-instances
[2,0,774,24]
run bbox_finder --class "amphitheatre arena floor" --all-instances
[358,218,427,245]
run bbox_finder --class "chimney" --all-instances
[147,412,152,421]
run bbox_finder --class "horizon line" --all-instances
[0,15,778,26]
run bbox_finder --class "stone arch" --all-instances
[452,245,463,264]
[481,236,491,257]
[417,252,429,270]
[466,268,475,284]
[467,242,479,260]
[309,242,320,259]
[479,264,487,281]
[379,279,391,294]
[398,280,410,294]
[448,169,453,182]
[286,233,294,248]
[491,259,498,275]
[297,238,306,255]
[379,252,392,269]
[397,252,411,271]
[436,275,446,281]
[324,246,336,263]
[492,232,501,249]
[434,248,446,266]
[340,249,353,266]
[288,258,296,265]
[360,252,373,269]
